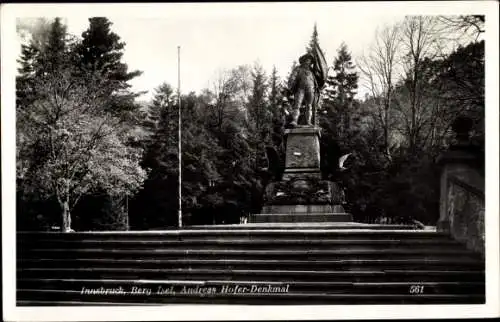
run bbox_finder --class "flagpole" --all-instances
[177,45,182,228]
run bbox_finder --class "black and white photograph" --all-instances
[2,2,499,321]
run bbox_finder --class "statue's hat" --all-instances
[299,53,314,64]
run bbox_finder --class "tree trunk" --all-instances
[61,199,72,232]
[384,91,392,161]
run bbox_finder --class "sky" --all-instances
[9,2,467,101]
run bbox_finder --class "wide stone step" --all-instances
[17,229,446,240]
[18,267,485,283]
[188,222,419,229]
[16,288,485,305]
[19,247,479,260]
[18,278,485,295]
[249,213,354,223]
[17,258,485,270]
[17,238,464,249]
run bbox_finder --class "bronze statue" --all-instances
[287,45,328,127]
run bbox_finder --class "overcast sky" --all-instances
[10,2,495,101]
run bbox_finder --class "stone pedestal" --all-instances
[283,127,321,180]
[252,125,353,223]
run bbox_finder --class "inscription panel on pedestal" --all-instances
[285,132,320,169]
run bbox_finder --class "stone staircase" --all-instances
[17,223,485,305]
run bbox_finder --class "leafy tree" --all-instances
[68,17,147,229]
[17,68,147,232]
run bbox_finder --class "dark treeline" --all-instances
[16,16,484,231]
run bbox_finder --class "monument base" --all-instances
[249,212,353,223]
[262,204,345,214]
[257,125,353,224]
[262,179,346,208]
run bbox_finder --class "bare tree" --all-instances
[437,15,485,41]
[357,23,402,161]
[395,16,442,153]
[204,65,252,132]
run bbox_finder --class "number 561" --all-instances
[409,285,425,294]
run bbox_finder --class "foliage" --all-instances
[74,17,144,116]
[319,43,360,179]
[306,23,320,53]
[17,16,484,231]
[17,67,147,231]
[16,17,147,232]
[351,16,484,224]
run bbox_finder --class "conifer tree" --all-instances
[43,17,67,73]
[74,17,143,114]
[248,63,270,139]
[268,66,285,158]
[319,42,359,180]
[16,18,70,110]
[306,23,320,53]
[325,42,358,106]
[322,42,359,138]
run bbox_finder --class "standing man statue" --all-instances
[287,44,328,127]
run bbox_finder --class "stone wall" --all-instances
[437,153,485,256]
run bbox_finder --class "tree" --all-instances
[306,23,320,53]
[16,42,40,110]
[129,84,179,229]
[43,17,67,73]
[205,65,252,132]
[437,15,485,41]
[423,40,485,148]
[74,17,143,116]
[17,68,147,232]
[145,83,177,133]
[268,66,285,154]
[397,16,441,154]
[323,42,359,137]
[247,63,270,141]
[246,63,272,179]
[16,18,73,111]
[358,24,401,160]
[318,43,359,179]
